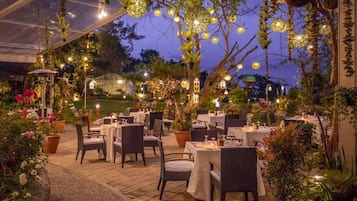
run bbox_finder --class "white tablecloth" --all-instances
[227,127,273,146]
[184,142,265,201]
[129,111,148,123]
[197,113,225,127]
[100,123,143,162]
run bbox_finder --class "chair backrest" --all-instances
[121,125,144,153]
[152,119,163,138]
[220,147,257,192]
[103,118,112,124]
[118,116,134,123]
[196,109,209,115]
[191,129,217,141]
[149,112,163,130]
[158,140,166,172]
[75,124,84,148]
[224,118,245,135]
[269,112,276,124]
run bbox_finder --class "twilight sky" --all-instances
[120,0,301,87]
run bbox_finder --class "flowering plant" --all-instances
[15,89,38,106]
[0,111,47,200]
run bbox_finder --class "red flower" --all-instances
[15,94,23,103]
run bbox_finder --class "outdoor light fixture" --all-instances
[228,15,237,23]
[67,56,73,62]
[180,78,189,90]
[319,24,331,35]
[60,63,65,69]
[153,8,161,16]
[252,61,261,70]
[184,6,211,33]
[306,44,314,53]
[173,16,180,22]
[144,72,149,77]
[125,0,147,18]
[138,93,144,98]
[202,32,210,40]
[193,94,199,104]
[219,80,226,89]
[210,17,217,24]
[237,26,245,34]
[237,63,243,70]
[292,33,308,48]
[224,89,228,95]
[117,79,123,84]
[271,18,287,33]
[167,7,175,16]
[211,36,219,44]
[84,77,95,109]
[207,7,214,14]
[97,0,108,19]
[193,78,200,93]
[224,74,232,81]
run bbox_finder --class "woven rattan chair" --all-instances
[157,140,194,200]
[149,111,163,130]
[144,119,163,155]
[82,115,100,133]
[191,129,217,142]
[113,125,146,168]
[223,118,245,135]
[75,124,106,164]
[210,147,258,201]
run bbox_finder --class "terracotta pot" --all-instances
[42,135,60,154]
[51,120,65,133]
[285,0,311,7]
[174,130,191,148]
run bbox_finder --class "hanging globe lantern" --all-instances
[252,61,261,70]
[224,74,232,81]
[211,36,219,44]
[236,63,243,70]
[210,17,217,24]
[319,24,331,35]
[202,32,210,40]
[184,6,211,33]
[237,26,245,34]
[173,16,180,22]
[228,15,237,23]
[207,7,214,14]
[306,44,314,53]
[271,18,287,33]
[180,78,189,89]
[292,33,308,48]
[153,8,161,16]
[125,0,147,18]
[167,7,175,16]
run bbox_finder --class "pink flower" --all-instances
[23,89,33,97]
[21,131,34,139]
[9,156,16,162]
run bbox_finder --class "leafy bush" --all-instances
[0,112,47,200]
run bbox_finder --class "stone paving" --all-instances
[46,124,275,201]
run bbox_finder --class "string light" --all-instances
[271,18,287,33]
[211,36,219,44]
[237,26,245,34]
[97,0,108,19]
[252,61,261,70]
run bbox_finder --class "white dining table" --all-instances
[227,127,273,146]
[184,141,266,201]
[100,123,143,162]
[197,113,225,127]
[129,111,148,123]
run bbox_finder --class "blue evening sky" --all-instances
[120,1,301,87]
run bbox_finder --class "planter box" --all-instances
[42,135,60,154]
[174,130,191,148]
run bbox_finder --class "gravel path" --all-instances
[46,163,128,201]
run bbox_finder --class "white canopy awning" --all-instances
[0,0,126,63]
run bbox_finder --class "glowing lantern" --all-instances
[292,33,308,48]
[207,7,214,14]
[237,63,243,70]
[219,80,226,89]
[184,6,211,33]
[306,44,314,53]
[167,7,175,16]
[202,32,210,40]
[125,0,147,18]
[173,16,180,22]
[154,8,161,16]
[180,78,189,89]
[193,78,200,93]
[319,24,331,35]
[237,26,245,34]
[252,62,261,70]
[211,17,217,24]
[224,74,232,81]
[193,94,199,104]
[228,15,237,23]
[271,18,287,33]
[211,36,219,44]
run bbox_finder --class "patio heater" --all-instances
[28,69,58,118]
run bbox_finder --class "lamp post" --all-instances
[28,69,57,118]
[265,83,272,103]
[84,76,95,110]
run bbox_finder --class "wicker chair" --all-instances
[82,115,100,133]
[222,117,244,135]
[144,119,163,155]
[149,111,163,130]
[210,147,258,201]
[157,140,194,200]
[113,125,146,168]
[191,129,217,142]
[75,124,106,164]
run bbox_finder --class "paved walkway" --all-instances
[46,124,274,201]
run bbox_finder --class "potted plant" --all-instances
[172,117,192,148]
[40,120,61,154]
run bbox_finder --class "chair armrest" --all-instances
[83,132,106,138]
[209,161,221,171]
[165,152,193,161]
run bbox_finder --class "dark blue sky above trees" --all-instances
[121,0,301,87]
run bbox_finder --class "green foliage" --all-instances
[262,124,308,201]
[337,87,357,129]
[0,112,47,200]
